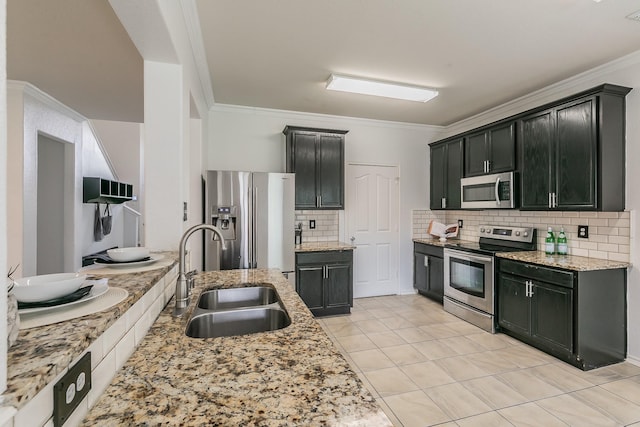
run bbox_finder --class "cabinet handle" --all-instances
[442,197,447,209]
[424,257,429,267]
[553,193,557,208]
[319,195,322,207]
[548,193,552,209]
[525,280,530,297]
[529,281,534,297]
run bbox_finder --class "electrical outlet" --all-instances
[309,220,316,229]
[54,352,91,427]
[458,219,463,229]
[578,225,589,238]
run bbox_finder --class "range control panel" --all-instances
[478,225,535,243]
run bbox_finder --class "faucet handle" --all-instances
[186,270,197,290]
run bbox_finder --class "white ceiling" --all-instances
[197,0,640,125]
[7,0,640,126]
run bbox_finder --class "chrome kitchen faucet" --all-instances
[173,224,227,317]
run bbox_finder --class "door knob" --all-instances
[350,236,355,243]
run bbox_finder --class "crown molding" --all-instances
[8,80,86,123]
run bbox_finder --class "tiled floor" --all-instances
[316,294,640,427]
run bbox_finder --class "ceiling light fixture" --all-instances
[326,74,439,103]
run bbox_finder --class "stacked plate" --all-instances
[12,273,110,313]
[92,247,162,268]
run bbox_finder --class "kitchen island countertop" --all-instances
[82,269,391,426]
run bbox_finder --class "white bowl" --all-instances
[12,273,87,303]
[107,247,150,262]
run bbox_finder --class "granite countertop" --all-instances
[295,241,356,252]
[497,251,631,271]
[83,269,391,426]
[2,253,178,410]
[413,237,476,248]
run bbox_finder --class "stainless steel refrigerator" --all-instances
[204,171,295,284]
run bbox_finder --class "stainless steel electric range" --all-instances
[443,225,537,333]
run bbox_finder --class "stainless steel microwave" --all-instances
[460,171,516,209]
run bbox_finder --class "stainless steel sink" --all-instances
[185,285,291,338]
[185,307,291,338]
[197,286,277,310]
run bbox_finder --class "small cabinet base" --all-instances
[296,250,353,317]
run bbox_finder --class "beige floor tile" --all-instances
[498,402,568,427]
[600,378,640,405]
[399,361,456,389]
[433,355,490,382]
[335,334,378,353]
[383,390,450,427]
[367,308,397,319]
[400,313,436,327]
[424,382,492,419]
[536,394,619,426]
[566,362,640,386]
[374,398,402,427]
[527,363,594,392]
[466,332,514,351]
[571,386,640,425]
[461,376,528,409]
[381,344,427,366]
[355,370,379,398]
[354,318,391,334]
[606,361,640,377]
[367,331,408,348]
[378,316,416,330]
[492,345,553,368]
[496,369,564,400]
[412,339,458,360]
[350,349,396,372]
[455,411,514,427]
[438,336,488,355]
[328,322,363,337]
[364,367,420,397]
[464,350,520,375]
[443,320,485,336]
[419,323,459,339]
[347,310,376,322]
[395,327,435,343]
[321,315,352,326]
[355,297,391,310]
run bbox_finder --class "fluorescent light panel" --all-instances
[326,74,438,103]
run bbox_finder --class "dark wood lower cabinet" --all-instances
[498,258,626,370]
[413,242,444,303]
[296,250,353,316]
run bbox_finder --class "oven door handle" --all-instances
[445,249,493,264]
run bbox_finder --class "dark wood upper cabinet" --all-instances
[284,126,348,210]
[464,122,515,177]
[519,85,630,211]
[430,138,463,210]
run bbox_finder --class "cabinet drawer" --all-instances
[296,250,353,265]
[499,259,574,288]
[414,243,444,258]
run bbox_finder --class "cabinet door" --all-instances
[464,131,488,177]
[555,98,597,210]
[427,255,444,302]
[520,111,554,209]
[291,133,318,209]
[489,122,516,173]
[414,252,428,292]
[325,263,352,308]
[445,139,463,209]
[498,273,531,336]
[317,134,344,209]
[430,143,446,210]
[296,264,324,311]
[531,281,573,353]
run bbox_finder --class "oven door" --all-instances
[444,248,494,314]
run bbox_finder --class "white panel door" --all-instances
[347,164,399,298]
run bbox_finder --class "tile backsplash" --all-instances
[295,210,339,242]
[413,209,630,262]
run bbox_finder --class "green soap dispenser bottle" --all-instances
[545,227,556,255]
[557,227,568,256]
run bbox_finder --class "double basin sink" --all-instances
[185,284,291,338]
